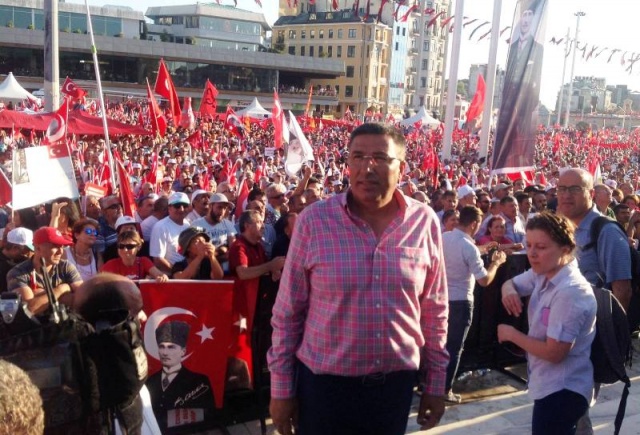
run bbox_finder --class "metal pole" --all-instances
[43,0,60,111]
[442,0,465,160]
[555,27,570,125]
[564,11,585,128]
[84,0,117,190]
[478,0,502,162]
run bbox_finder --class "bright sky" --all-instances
[70,0,639,109]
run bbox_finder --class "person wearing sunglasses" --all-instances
[101,230,168,282]
[149,192,191,275]
[171,227,223,280]
[62,218,99,282]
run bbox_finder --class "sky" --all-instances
[68,0,640,110]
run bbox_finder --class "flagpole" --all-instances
[556,27,571,126]
[441,0,465,160]
[478,0,502,163]
[84,0,117,191]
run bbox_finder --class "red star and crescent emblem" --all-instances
[46,114,66,143]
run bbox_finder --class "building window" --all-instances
[288,46,295,55]
[310,30,315,39]
[395,42,399,50]
[329,29,334,38]
[309,13,317,20]
[319,46,324,56]
[422,59,428,70]
[338,29,343,38]
[346,86,354,97]
[335,85,340,95]
[289,30,296,39]
[421,77,426,88]
[319,29,324,39]
[396,26,400,35]
[328,46,333,57]
[348,29,356,38]
[301,30,306,39]
[347,46,356,57]
[402,28,406,36]
[185,16,199,28]
[337,46,342,57]
[423,40,430,51]
[310,46,315,56]
[346,66,355,77]
[301,46,306,56]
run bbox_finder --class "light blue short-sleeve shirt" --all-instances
[442,228,488,302]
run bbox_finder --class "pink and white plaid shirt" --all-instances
[268,190,449,399]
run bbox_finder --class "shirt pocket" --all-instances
[392,246,429,290]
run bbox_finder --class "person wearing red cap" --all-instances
[6,226,83,315]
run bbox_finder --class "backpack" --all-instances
[590,286,632,435]
[585,215,640,332]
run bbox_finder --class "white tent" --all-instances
[235,97,271,119]
[399,106,440,128]
[0,72,36,101]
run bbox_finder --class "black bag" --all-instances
[590,286,632,435]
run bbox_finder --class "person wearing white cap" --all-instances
[160,176,175,196]
[149,192,191,274]
[0,227,34,293]
[186,189,210,223]
[456,185,477,208]
[192,193,237,275]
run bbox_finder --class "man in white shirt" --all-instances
[191,193,237,274]
[150,192,191,274]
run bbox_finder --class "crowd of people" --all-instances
[1,98,640,434]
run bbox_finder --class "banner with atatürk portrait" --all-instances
[491,0,547,174]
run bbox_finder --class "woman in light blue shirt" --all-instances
[498,212,597,434]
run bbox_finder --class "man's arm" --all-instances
[417,212,449,430]
[15,284,72,315]
[611,279,632,311]
[235,256,285,280]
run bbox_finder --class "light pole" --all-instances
[564,11,586,128]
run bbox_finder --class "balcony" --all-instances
[406,67,417,75]
[408,48,418,56]
[406,84,416,93]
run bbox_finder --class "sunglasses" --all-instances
[117,243,138,250]
[84,228,98,236]
[171,204,187,209]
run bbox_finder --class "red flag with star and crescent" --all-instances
[140,280,235,416]
[272,90,285,149]
[45,97,69,145]
[61,76,87,101]
[154,59,182,126]
[199,79,218,119]
[146,80,167,138]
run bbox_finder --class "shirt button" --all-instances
[376,359,381,365]
[374,275,380,280]
[376,303,381,308]
[377,333,381,338]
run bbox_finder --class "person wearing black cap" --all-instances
[171,227,223,280]
[146,321,215,434]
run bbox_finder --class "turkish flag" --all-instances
[61,76,87,100]
[272,90,285,149]
[45,97,69,144]
[116,157,137,217]
[466,73,485,124]
[140,280,234,412]
[146,81,167,137]
[199,79,218,118]
[223,106,246,138]
[0,169,11,206]
[154,59,182,126]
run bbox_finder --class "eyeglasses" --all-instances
[106,203,123,210]
[171,204,187,209]
[269,194,285,200]
[349,152,400,167]
[117,243,138,251]
[557,185,587,195]
[84,228,98,236]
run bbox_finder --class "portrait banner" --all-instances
[11,145,78,210]
[491,0,548,175]
[139,280,234,434]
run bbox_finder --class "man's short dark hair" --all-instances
[153,196,169,213]
[515,192,530,205]
[348,123,406,159]
[442,190,457,200]
[239,209,261,233]
[248,189,265,202]
[500,195,517,206]
[614,203,631,215]
[459,206,483,226]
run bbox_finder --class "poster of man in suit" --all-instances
[492,0,547,173]
[146,321,216,434]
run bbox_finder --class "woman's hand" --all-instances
[497,324,516,343]
[155,274,169,283]
[501,280,523,317]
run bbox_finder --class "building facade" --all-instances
[273,10,391,118]
[277,0,449,117]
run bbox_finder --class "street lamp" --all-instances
[564,11,586,128]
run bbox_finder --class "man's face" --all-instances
[520,9,534,37]
[556,171,593,223]
[158,342,185,369]
[442,195,458,211]
[477,195,491,213]
[209,202,230,224]
[36,242,64,266]
[348,134,404,207]
[103,199,123,224]
[616,207,632,225]
[193,194,210,215]
[519,197,532,215]
[168,202,188,223]
[533,193,547,211]
[501,200,519,221]
[244,215,265,243]
[138,198,155,220]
